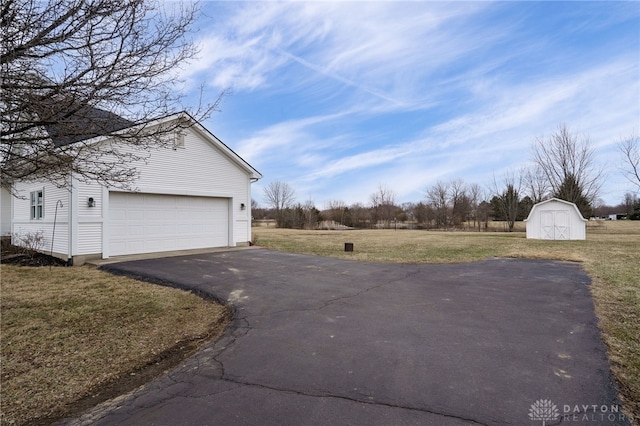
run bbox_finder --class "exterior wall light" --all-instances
[88,197,96,207]
[240,203,246,210]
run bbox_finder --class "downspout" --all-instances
[50,200,63,271]
[67,174,73,265]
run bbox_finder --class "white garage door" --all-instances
[109,192,229,256]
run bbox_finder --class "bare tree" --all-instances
[449,179,470,227]
[523,165,550,203]
[426,180,451,228]
[263,181,296,227]
[491,171,523,232]
[369,184,397,228]
[467,183,484,230]
[531,125,605,217]
[1,0,221,193]
[326,200,348,226]
[618,133,640,191]
[347,202,371,228]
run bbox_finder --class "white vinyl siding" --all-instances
[11,181,70,255]
[133,130,250,199]
[74,180,104,255]
[7,118,258,262]
[108,192,229,256]
[1,188,11,235]
[98,127,252,250]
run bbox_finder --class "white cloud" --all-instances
[191,2,638,206]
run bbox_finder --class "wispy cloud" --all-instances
[189,1,639,206]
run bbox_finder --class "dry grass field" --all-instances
[0,266,230,426]
[253,221,640,423]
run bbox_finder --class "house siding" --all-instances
[105,127,253,246]
[134,130,251,201]
[11,181,70,256]
[74,180,104,255]
[1,187,11,236]
[7,116,258,262]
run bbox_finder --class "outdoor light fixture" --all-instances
[88,197,96,207]
[240,203,246,210]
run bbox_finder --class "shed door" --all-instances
[540,210,570,240]
[109,192,229,256]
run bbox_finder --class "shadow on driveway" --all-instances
[64,249,629,425]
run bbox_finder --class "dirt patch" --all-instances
[1,245,67,267]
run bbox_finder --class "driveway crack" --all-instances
[218,375,489,426]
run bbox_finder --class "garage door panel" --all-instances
[109,192,229,256]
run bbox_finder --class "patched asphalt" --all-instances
[61,249,629,425]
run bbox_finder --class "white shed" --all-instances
[524,198,587,240]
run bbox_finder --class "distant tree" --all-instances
[524,165,550,203]
[426,180,451,228]
[531,124,604,216]
[326,200,348,226]
[519,196,534,220]
[491,171,523,232]
[555,173,592,218]
[301,200,322,229]
[250,198,267,224]
[618,133,640,191]
[348,202,371,228]
[623,192,640,220]
[476,200,491,230]
[263,181,296,227]
[467,183,484,230]
[412,202,430,228]
[369,184,397,228]
[1,0,219,193]
[449,179,471,227]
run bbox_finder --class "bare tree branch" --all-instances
[263,181,296,227]
[1,0,224,193]
[618,133,640,191]
[531,124,605,216]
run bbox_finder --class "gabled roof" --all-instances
[45,106,134,147]
[179,113,262,180]
[27,94,135,147]
[524,198,587,222]
[66,110,262,180]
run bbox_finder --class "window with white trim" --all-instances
[173,131,186,149]
[30,190,44,220]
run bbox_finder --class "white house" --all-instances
[524,198,587,240]
[3,112,261,264]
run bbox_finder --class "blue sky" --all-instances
[177,1,639,208]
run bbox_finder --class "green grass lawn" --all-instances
[254,221,640,423]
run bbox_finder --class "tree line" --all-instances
[257,126,640,230]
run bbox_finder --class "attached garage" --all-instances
[524,198,587,240]
[7,112,261,264]
[108,192,230,256]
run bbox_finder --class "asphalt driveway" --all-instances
[63,249,628,425]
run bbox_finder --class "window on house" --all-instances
[30,190,44,220]
[173,131,186,149]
